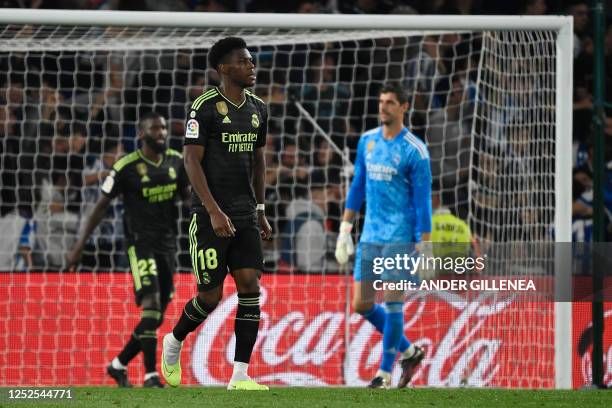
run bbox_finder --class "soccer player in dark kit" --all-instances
[67,112,190,388]
[161,37,272,391]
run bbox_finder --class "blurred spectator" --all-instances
[567,1,591,57]
[277,140,309,201]
[425,76,471,218]
[73,61,124,139]
[300,52,351,136]
[313,137,342,182]
[0,104,18,215]
[16,216,35,271]
[573,166,593,240]
[192,0,233,11]
[520,0,547,15]
[33,171,79,270]
[280,172,336,273]
[49,122,88,213]
[0,210,31,270]
[339,0,392,14]
[404,34,450,125]
[79,138,127,270]
[117,0,190,11]
[390,4,418,14]
[294,0,323,13]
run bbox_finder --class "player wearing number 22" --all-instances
[161,37,272,391]
[66,112,191,388]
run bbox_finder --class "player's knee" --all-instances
[353,298,374,314]
[234,269,260,294]
[140,293,161,311]
[197,289,222,311]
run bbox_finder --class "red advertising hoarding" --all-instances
[0,273,610,388]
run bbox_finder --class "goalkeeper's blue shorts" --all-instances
[353,241,418,283]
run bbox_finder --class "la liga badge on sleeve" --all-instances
[185,119,199,139]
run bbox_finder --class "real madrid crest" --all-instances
[136,163,147,176]
[216,101,228,116]
[168,167,176,180]
[136,162,150,183]
[367,140,376,152]
[251,113,260,129]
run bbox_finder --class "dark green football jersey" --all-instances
[184,87,267,219]
[101,148,188,250]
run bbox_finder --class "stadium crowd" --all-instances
[0,0,609,273]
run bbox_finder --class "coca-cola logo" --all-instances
[191,277,532,387]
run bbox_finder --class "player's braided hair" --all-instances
[208,36,248,72]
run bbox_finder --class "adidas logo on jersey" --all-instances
[223,116,232,124]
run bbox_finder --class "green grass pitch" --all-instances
[3,387,612,408]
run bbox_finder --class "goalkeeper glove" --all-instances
[335,221,355,265]
[416,240,436,280]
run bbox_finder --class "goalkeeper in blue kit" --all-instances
[335,83,432,388]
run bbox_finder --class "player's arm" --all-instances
[410,149,434,278]
[183,144,235,237]
[253,146,272,240]
[335,137,367,264]
[342,138,367,222]
[411,152,433,243]
[176,162,191,205]
[67,164,123,270]
[66,195,111,270]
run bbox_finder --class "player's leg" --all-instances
[353,243,414,388]
[368,289,405,389]
[162,212,229,387]
[352,281,406,348]
[137,251,176,388]
[127,244,164,386]
[138,292,164,388]
[163,286,222,387]
[156,251,177,332]
[225,221,268,391]
[107,243,160,387]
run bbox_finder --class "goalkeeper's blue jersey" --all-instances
[346,126,432,243]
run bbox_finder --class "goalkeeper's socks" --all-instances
[360,303,411,353]
[380,302,404,373]
[234,293,261,364]
[172,296,216,341]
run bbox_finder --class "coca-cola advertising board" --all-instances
[0,273,610,388]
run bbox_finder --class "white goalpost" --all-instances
[0,10,572,389]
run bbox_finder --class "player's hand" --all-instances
[258,211,273,240]
[65,244,84,272]
[335,221,354,264]
[210,208,236,238]
[416,240,436,280]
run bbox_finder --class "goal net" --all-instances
[0,11,572,388]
